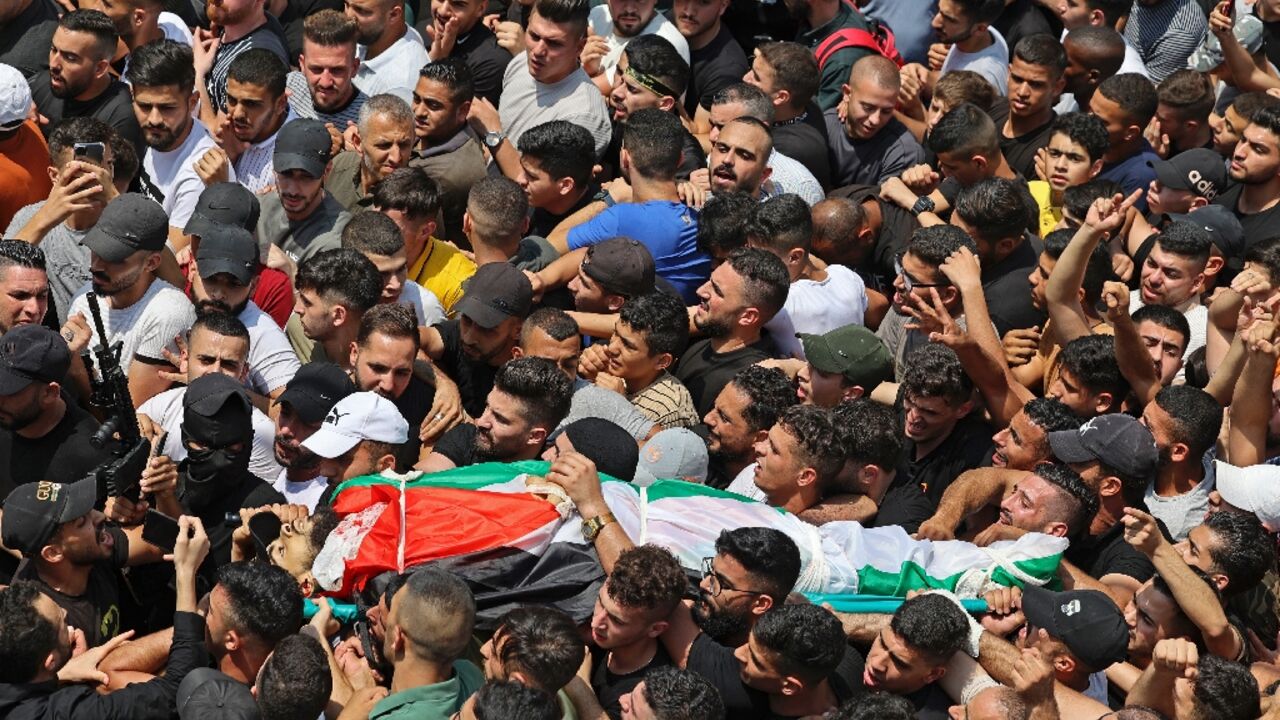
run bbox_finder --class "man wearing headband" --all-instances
[605,36,704,181]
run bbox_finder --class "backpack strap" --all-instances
[814,27,883,70]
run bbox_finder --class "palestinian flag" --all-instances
[313,463,1067,628]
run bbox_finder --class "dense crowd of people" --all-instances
[1,0,1280,717]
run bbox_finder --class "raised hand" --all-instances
[1003,326,1041,367]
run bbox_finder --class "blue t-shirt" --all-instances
[567,201,710,303]
[1099,141,1159,213]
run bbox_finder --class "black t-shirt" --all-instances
[685,633,865,719]
[391,375,434,471]
[0,0,58,77]
[13,526,128,647]
[433,422,480,467]
[685,23,750,117]
[869,469,934,534]
[675,335,775,419]
[277,0,344,58]
[450,24,512,108]
[904,683,955,720]
[29,75,144,160]
[904,413,994,509]
[1213,183,1280,250]
[774,108,831,190]
[180,469,286,574]
[529,184,598,239]
[982,235,1045,336]
[1261,12,1280,73]
[826,184,919,293]
[987,103,1056,182]
[0,402,113,501]
[1064,520,1156,583]
[590,642,674,719]
[436,319,501,418]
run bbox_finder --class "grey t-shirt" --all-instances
[512,236,559,273]
[257,189,350,264]
[558,379,657,441]
[825,110,926,188]
[5,202,90,325]
[1145,453,1216,542]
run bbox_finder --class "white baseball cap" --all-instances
[0,64,30,130]
[1214,460,1280,532]
[301,391,409,459]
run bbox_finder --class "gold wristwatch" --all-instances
[582,512,616,542]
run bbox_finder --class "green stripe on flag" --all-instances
[856,552,1066,595]
[332,461,629,498]
[645,479,788,514]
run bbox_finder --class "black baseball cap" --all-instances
[581,237,656,298]
[276,362,357,424]
[1,477,97,556]
[183,373,253,448]
[1147,148,1226,201]
[82,193,168,263]
[177,668,261,720]
[184,183,261,239]
[274,118,332,178]
[196,223,259,284]
[1048,414,1158,480]
[0,325,71,395]
[454,262,534,328]
[1167,204,1246,260]
[1021,586,1129,670]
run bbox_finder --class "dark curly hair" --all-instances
[730,365,799,435]
[901,344,974,408]
[493,356,574,431]
[607,544,690,617]
[891,594,969,664]
[642,667,725,720]
[752,604,846,683]
[216,562,304,648]
[0,582,58,683]
[493,606,585,692]
[778,405,844,486]
[619,292,691,358]
[832,398,902,471]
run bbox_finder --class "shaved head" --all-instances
[1064,26,1125,75]
[848,54,901,91]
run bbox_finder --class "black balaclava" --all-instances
[181,374,254,511]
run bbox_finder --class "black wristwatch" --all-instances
[910,195,936,216]
[592,188,617,208]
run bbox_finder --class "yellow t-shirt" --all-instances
[409,237,477,314]
[1028,181,1062,238]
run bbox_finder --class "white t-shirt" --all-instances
[138,387,284,483]
[272,469,329,512]
[69,279,196,374]
[234,110,296,194]
[399,280,446,327]
[140,121,234,231]
[725,462,767,502]
[940,27,1010,95]
[355,29,429,105]
[765,264,868,360]
[240,301,300,395]
[588,6,690,84]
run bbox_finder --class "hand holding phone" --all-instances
[141,509,181,552]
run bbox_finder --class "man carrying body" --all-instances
[269,361,355,509]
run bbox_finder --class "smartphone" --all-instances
[141,509,181,552]
[72,141,105,164]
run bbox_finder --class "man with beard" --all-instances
[605,36,704,182]
[192,223,299,409]
[1215,105,1280,248]
[136,310,284,485]
[703,365,796,489]
[422,0,511,107]
[211,49,294,194]
[7,118,117,324]
[586,0,688,93]
[676,247,789,418]
[783,0,874,112]
[932,0,1009,95]
[260,119,351,274]
[130,40,234,249]
[269,361,355,509]
[672,0,747,120]
[420,356,572,470]
[349,303,436,469]
[706,116,774,200]
[97,0,179,80]
[421,262,534,417]
[410,59,485,245]
[192,0,289,133]
[29,10,142,157]
[991,397,1081,471]
[67,193,196,407]
[0,326,112,521]
[287,247,382,366]
[703,84,825,205]
[299,390,409,490]
[0,474,164,648]
[346,0,429,104]
[286,10,369,128]
[326,94,414,210]
[825,55,926,189]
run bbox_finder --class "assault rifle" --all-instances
[83,292,149,501]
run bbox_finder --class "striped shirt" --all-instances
[234,110,296,194]
[628,372,700,430]
[286,71,368,129]
[206,22,289,113]
[1123,0,1207,83]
